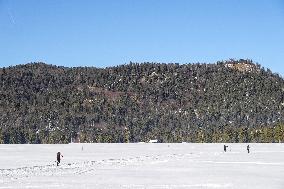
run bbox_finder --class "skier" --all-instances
[57,152,63,166]
[224,145,228,152]
[247,145,250,153]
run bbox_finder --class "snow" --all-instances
[0,143,284,189]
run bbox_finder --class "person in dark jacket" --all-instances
[224,145,228,152]
[247,145,250,153]
[57,152,63,166]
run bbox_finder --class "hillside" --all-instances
[0,59,283,143]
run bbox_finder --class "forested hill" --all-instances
[0,59,284,144]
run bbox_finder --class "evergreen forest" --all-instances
[0,59,283,143]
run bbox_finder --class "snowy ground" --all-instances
[0,143,284,189]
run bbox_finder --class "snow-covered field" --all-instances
[0,143,284,189]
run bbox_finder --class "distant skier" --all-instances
[224,145,228,152]
[247,145,250,153]
[57,152,63,166]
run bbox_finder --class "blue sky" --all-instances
[0,0,284,76]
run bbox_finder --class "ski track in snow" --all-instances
[121,183,233,189]
[0,153,190,181]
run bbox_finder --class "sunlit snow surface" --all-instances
[0,143,284,189]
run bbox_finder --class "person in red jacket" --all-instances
[57,152,63,166]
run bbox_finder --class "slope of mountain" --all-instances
[0,59,283,143]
